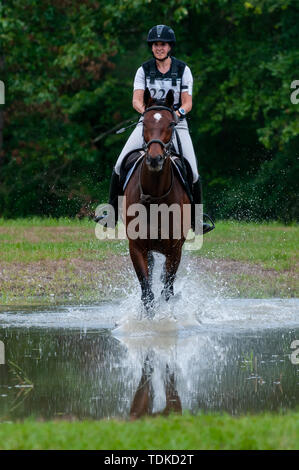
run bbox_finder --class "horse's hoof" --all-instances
[144,300,155,319]
[161,288,174,302]
[145,309,155,320]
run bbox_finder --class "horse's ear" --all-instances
[165,89,174,108]
[144,88,152,108]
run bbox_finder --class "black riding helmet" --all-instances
[147,25,176,46]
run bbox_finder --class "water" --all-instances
[0,255,298,421]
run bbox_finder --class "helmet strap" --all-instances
[154,55,168,62]
[152,47,172,62]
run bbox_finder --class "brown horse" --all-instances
[124,89,190,313]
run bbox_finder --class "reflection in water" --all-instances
[7,360,34,415]
[0,324,298,421]
[1,254,298,421]
[130,358,182,420]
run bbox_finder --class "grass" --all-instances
[0,411,298,450]
[0,218,298,305]
[0,217,128,262]
[0,217,297,270]
[193,220,299,272]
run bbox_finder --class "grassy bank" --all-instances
[0,411,298,450]
[0,218,298,305]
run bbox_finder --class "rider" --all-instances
[97,24,214,234]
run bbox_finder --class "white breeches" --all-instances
[114,118,199,183]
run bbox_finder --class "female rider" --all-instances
[97,24,213,234]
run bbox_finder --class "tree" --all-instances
[0,0,298,220]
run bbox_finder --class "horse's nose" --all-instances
[146,154,163,168]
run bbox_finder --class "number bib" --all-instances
[141,57,188,109]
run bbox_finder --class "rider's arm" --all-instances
[176,65,193,117]
[180,91,192,113]
[132,89,146,114]
[133,66,146,114]
[176,92,192,117]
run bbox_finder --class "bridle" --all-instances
[139,105,177,204]
[142,105,177,157]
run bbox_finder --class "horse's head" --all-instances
[143,88,177,172]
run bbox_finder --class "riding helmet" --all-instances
[147,25,176,46]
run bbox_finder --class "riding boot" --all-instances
[94,169,120,228]
[191,177,215,235]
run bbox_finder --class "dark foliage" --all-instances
[1,0,298,220]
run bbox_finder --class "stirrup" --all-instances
[93,213,107,225]
[93,205,117,228]
[94,213,117,228]
[192,213,215,235]
[203,213,215,234]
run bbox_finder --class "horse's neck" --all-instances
[140,157,172,197]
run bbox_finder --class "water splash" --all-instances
[112,253,299,336]
[0,253,298,332]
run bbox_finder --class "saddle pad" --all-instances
[170,156,193,193]
[120,151,193,195]
[120,150,144,191]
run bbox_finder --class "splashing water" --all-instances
[113,253,299,337]
[0,253,298,333]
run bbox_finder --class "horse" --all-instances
[123,88,191,313]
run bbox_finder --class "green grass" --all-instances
[0,218,297,270]
[0,217,128,262]
[0,218,298,305]
[0,412,298,450]
[194,220,299,272]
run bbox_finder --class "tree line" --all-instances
[0,0,298,221]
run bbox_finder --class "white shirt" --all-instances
[133,63,193,107]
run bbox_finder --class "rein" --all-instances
[139,105,176,204]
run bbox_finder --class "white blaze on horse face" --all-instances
[153,112,162,122]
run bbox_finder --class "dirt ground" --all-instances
[0,253,297,306]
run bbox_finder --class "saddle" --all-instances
[120,149,194,199]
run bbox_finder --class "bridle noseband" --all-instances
[142,105,177,157]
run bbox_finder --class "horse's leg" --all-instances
[129,242,154,310]
[160,258,166,285]
[161,246,182,301]
[148,251,154,290]
[129,356,153,420]
[162,365,182,416]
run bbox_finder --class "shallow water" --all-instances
[0,255,298,421]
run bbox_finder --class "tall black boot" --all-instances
[94,169,120,228]
[191,177,215,235]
